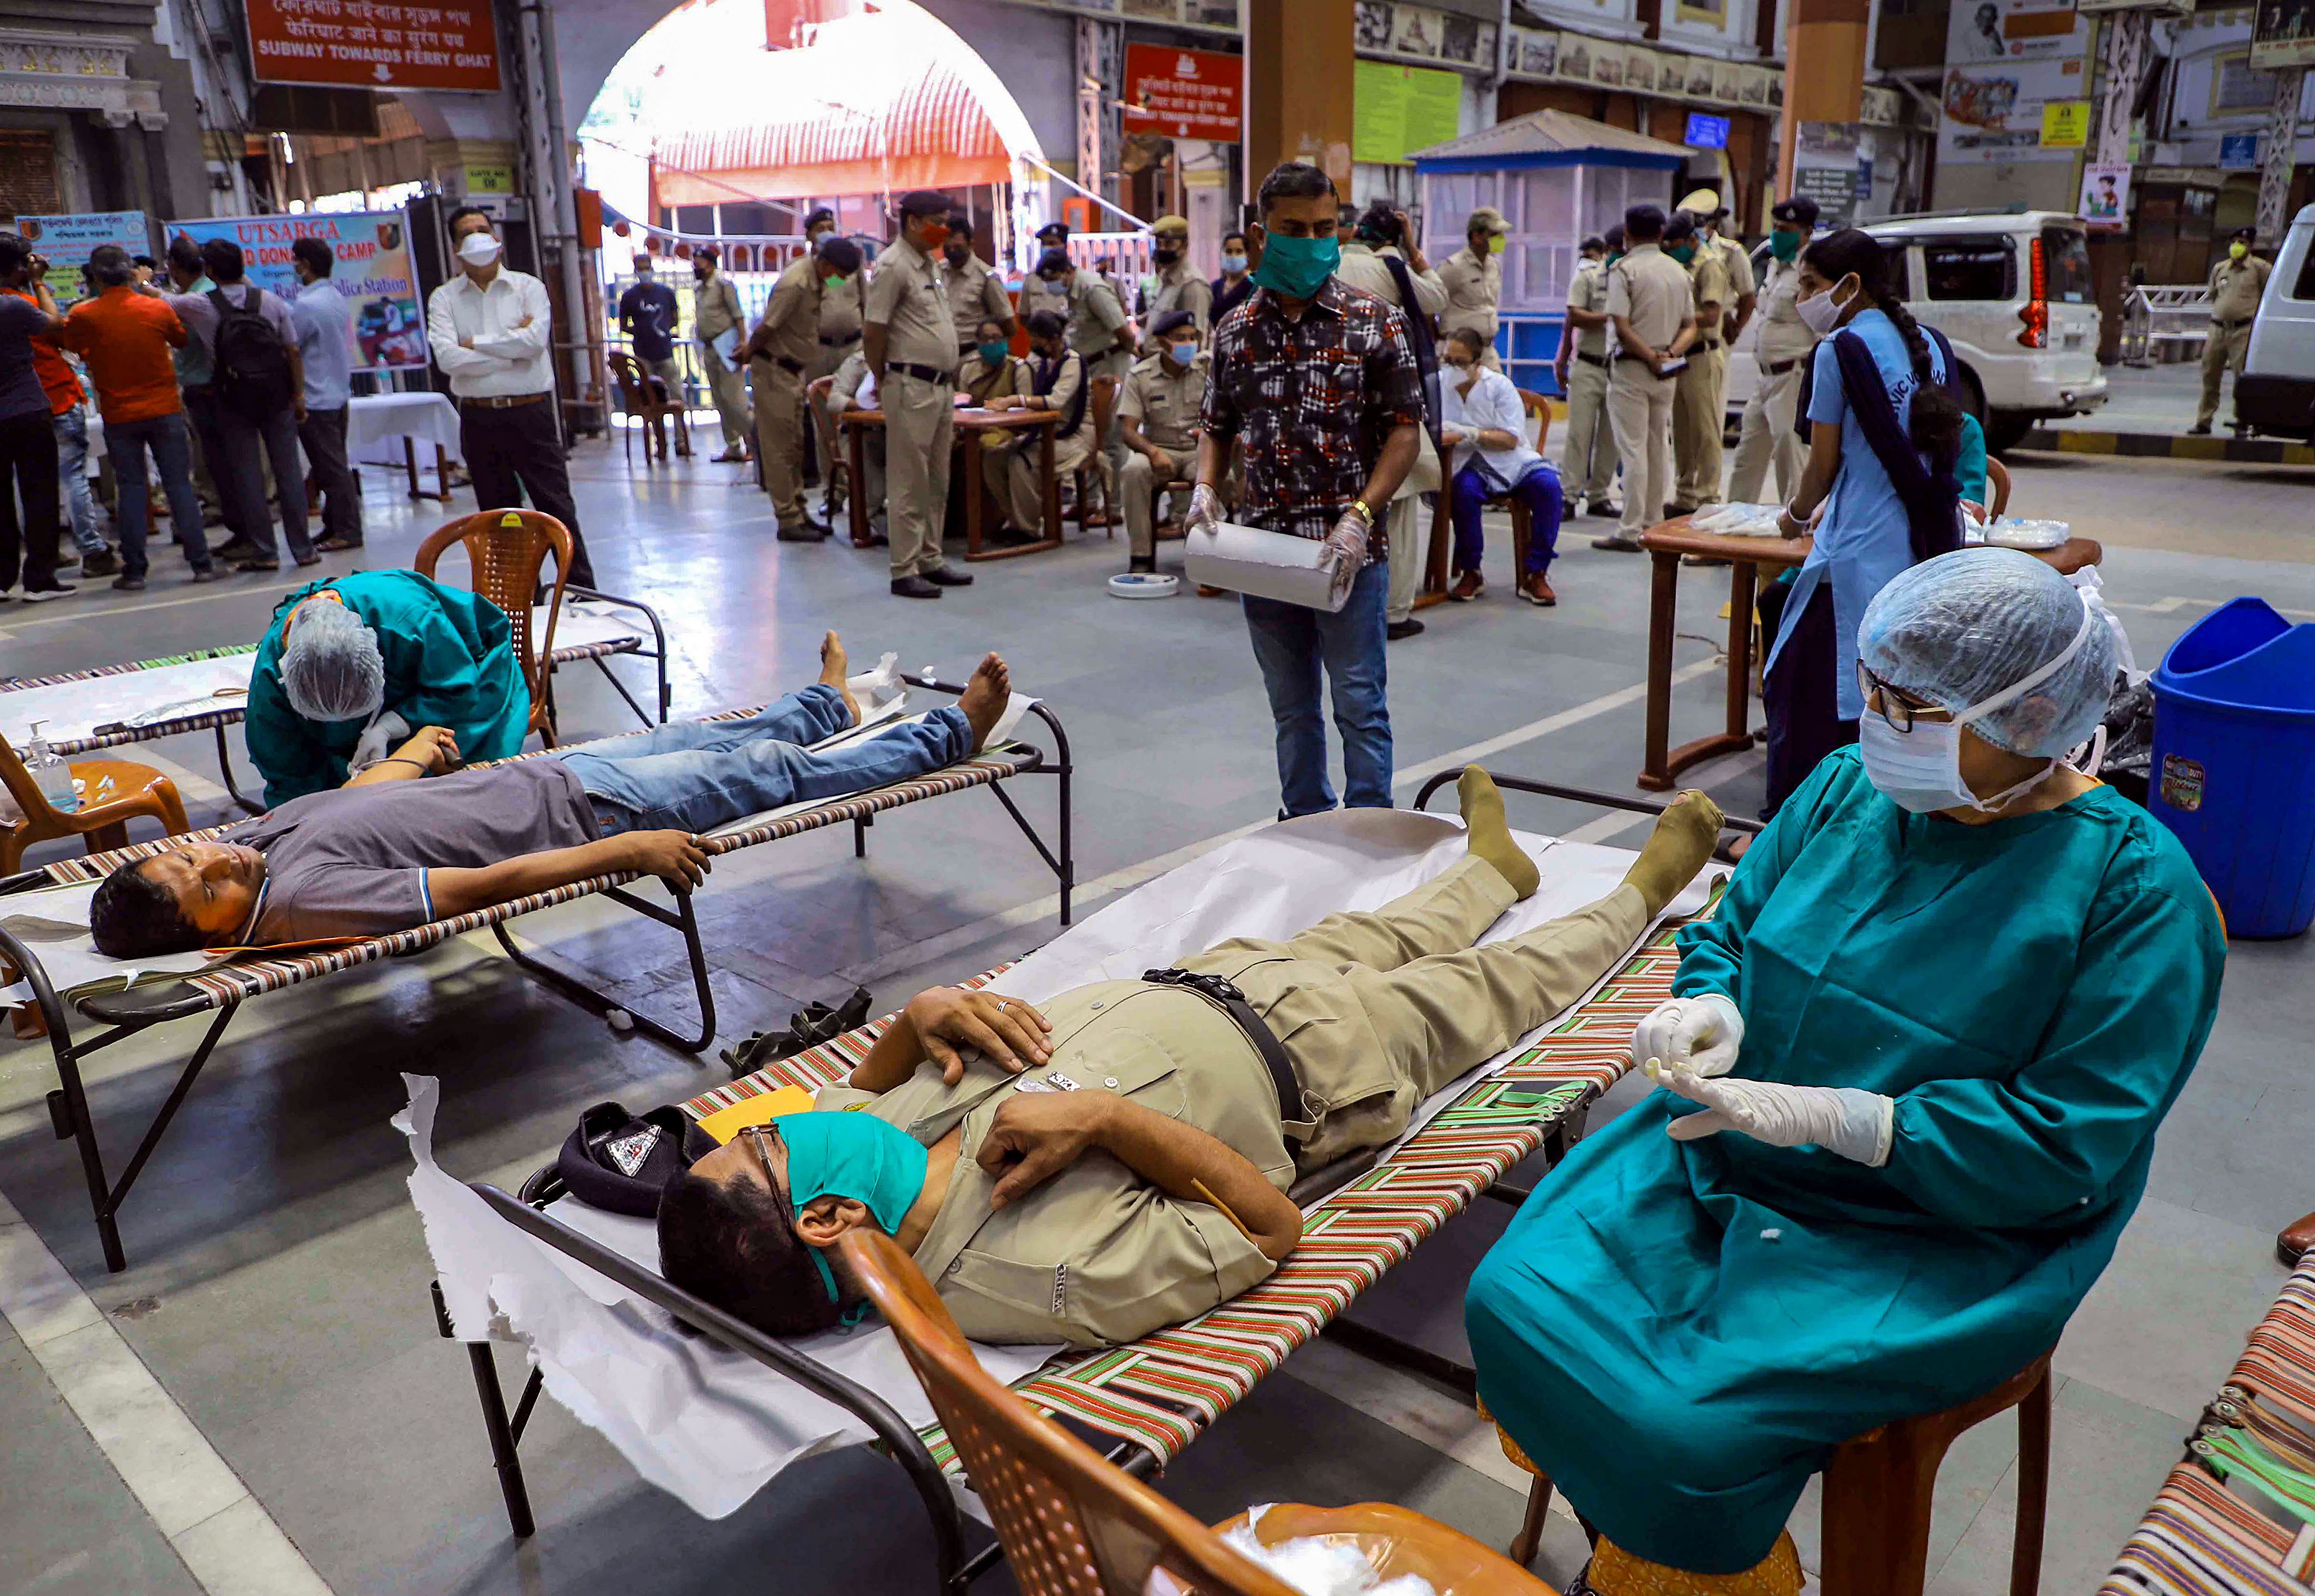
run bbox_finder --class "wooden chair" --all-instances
[1501,1350,2053,1596]
[609,351,689,465]
[839,1228,1562,1596]
[1987,456,2012,517]
[414,509,572,746]
[0,737,191,876]
[1505,388,1558,579]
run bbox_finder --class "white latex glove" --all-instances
[1631,993,1744,1078]
[1321,508,1371,602]
[1185,483,1225,540]
[1649,1062,1895,1167]
[349,709,410,773]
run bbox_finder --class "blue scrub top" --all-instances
[1766,307,1946,720]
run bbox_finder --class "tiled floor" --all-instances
[0,434,2309,1594]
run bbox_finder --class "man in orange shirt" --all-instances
[57,245,213,591]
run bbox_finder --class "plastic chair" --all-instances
[1500,1350,2052,1596]
[609,351,689,465]
[0,737,191,876]
[414,509,572,746]
[839,1228,1561,1596]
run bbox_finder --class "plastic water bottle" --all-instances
[24,720,76,812]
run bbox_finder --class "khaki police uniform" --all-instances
[1673,246,1734,510]
[1336,241,1446,625]
[941,253,1019,362]
[1712,231,1757,339]
[694,270,753,451]
[1605,243,1696,539]
[748,255,826,531]
[864,236,957,579]
[810,267,869,484]
[1117,351,1209,559]
[1728,253,1814,504]
[2198,252,2271,427]
[1057,267,1134,500]
[1145,259,1214,331]
[1439,244,1502,370]
[812,857,1648,1347]
[1002,349,1097,534]
[824,351,883,529]
[1559,259,1619,506]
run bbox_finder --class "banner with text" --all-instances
[1939,0,2093,166]
[16,211,152,302]
[243,0,500,91]
[1121,44,1243,143]
[170,210,429,371]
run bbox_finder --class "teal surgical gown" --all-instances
[1466,747,2224,1573]
[245,571,530,808]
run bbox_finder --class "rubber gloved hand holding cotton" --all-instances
[1857,547,2117,757]
[1184,483,1225,541]
[1321,509,1372,602]
[1649,1062,1895,1167]
[1632,993,1744,1078]
[279,599,387,724]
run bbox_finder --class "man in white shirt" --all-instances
[1439,328,1561,608]
[425,205,593,588]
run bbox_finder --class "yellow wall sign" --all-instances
[2039,100,2091,149]
[1353,60,1463,165]
[465,163,515,195]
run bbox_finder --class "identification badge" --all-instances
[1045,1072,1081,1091]
[1013,1077,1056,1093]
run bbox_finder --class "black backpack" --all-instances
[209,288,296,417]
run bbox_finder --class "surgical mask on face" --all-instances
[1153,243,1182,263]
[1796,278,1854,337]
[1605,250,1624,268]
[1220,251,1248,273]
[1168,341,1198,366]
[771,1112,929,1327]
[1858,599,2098,816]
[976,339,1009,368]
[456,232,502,267]
[1667,242,1697,265]
[1250,232,1340,300]
[1770,228,1801,262]
[2230,241,2249,260]
[917,221,951,249]
[1486,233,1506,254]
[635,268,654,282]
[824,273,846,292]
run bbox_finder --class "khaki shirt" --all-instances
[1755,256,1816,368]
[1438,245,1501,339]
[2209,254,2271,323]
[829,349,876,411]
[1566,259,1610,359]
[1334,242,1447,318]
[1145,260,1214,330]
[749,255,824,371]
[864,237,955,371]
[812,981,1285,1347]
[1606,244,1695,356]
[941,255,1019,353]
[1687,249,1734,347]
[694,272,746,344]
[1118,351,1209,452]
[818,263,866,348]
[1714,232,1756,301]
[1061,268,1130,359]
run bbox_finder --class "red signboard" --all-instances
[1121,44,1243,143]
[244,0,502,92]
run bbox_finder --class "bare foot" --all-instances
[1621,790,1723,918]
[819,630,860,725]
[957,653,1011,749]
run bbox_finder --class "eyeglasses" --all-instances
[1855,661,1940,733]
[739,1124,844,1311]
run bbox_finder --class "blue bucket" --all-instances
[2148,597,2315,938]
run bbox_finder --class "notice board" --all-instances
[1353,60,1462,165]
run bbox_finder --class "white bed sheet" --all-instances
[399,807,1721,1523]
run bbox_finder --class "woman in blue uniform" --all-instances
[1466,548,2224,1596]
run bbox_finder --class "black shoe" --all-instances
[802,501,832,532]
[210,538,261,562]
[235,558,282,573]
[18,582,76,603]
[1386,618,1426,640]
[776,523,827,543]
[1585,501,1621,518]
[891,575,942,599]
[2187,422,2212,436]
[313,537,363,553]
[922,564,974,587]
[113,574,148,591]
[1128,554,1158,574]
[189,569,216,583]
[294,553,323,567]
[1591,533,1643,552]
[80,548,120,577]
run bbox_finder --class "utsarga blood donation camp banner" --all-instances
[170,209,429,372]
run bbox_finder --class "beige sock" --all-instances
[1621,790,1723,918]
[1458,768,1540,900]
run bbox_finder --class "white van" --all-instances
[2235,203,2315,441]
[1725,210,2108,452]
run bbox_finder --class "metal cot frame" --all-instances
[0,683,1073,1273]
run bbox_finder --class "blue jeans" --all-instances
[103,412,209,580]
[1242,559,1392,817]
[54,409,103,557]
[562,685,974,834]
[1451,462,1562,576]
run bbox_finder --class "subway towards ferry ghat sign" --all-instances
[244,0,501,92]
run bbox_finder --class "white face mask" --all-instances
[1858,599,2099,816]
[635,268,654,282]
[457,232,502,267]
[1796,278,1853,337]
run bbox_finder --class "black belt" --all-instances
[819,331,862,346]
[1142,969,1306,1141]
[887,361,955,385]
[2212,317,2251,330]
[772,355,806,375]
[1576,351,1610,369]
[1763,357,1801,375]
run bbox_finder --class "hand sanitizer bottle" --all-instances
[23,721,78,812]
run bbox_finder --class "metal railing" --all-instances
[2120,284,2216,367]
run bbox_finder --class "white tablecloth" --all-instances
[348,392,463,468]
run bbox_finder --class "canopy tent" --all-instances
[1409,108,1696,174]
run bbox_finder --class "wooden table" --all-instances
[839,407,1062,561]
[1635,520,2107,791]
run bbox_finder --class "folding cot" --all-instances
[0,683,1074,1271]
[416,778,1757,1593]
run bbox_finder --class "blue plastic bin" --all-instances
[2148,597,2315,938]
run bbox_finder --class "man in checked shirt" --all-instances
[1188,161,1424,818]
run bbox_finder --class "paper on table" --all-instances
[1186,521,1348,613]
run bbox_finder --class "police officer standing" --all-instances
[1727,197,1817,505]
[1143,216,1213,331]
[1439,206,1507,369]
[1666,212,1731,516]
[1682,188,1757,347]
[1556,232,1620,518]
[866,191,975,599]
[691,246,752,463]
[1596,204,1696,552]
[940,218,1021,364]
[2194,225,2270,435]
[748,236,860,541]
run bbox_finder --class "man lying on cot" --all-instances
[247,571,533,808]
[87,636,1010,955]
[656,772,1724,1349]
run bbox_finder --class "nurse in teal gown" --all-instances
[1467,548,2225,1587]
[245,571,530,807]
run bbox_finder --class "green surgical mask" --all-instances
[976,339,1009,368]
[1667,243,1697,265]
[772,1112,929,1327]
[824,273,846,292]
[1770,228,1801,263]
[1605,250,1624,268]
[1250,232,1340,300]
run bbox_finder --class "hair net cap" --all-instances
[279,599,386,724]
[1857,547,2116,757]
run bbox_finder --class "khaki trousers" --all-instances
[1560,357,1618,505]
[1120,446,1189,558]
[750,359,807,527]
[1184,857,1648,1170]
[2198,322,2252,426]
[1005,437,1091,536]
[699,343,752,449]
[1672,343,1728,508]
[884,370,953,577]
[1727,359,1805,505]
[826,396,883,524]
[1607,362,1678,538]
